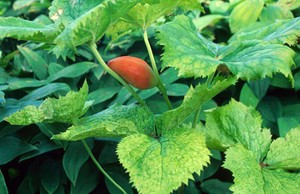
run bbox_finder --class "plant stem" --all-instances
[81,140,127,194]
[89,43,146,106]
[143,30,173,110]
[192,107,201,129]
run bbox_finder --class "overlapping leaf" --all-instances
[229,0,264,33]
[52,105,155,141]
[52,0,139,58]
[5,81,89,125]
[0,17,59,42]
[223,144,300,193]
[117,127,210,194]
[265,127,300,170]
[204,99,272,161]
[229,17,300,45]
[158,15,294,82]
[157,77,236,131]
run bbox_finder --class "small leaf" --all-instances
[117,127,210,194]
[223,144,300,193]
[0,136,37,165]
[230,17,300,46]
[53,105,155,141]
[17,46,48,80]
[5,105,44,125]
[63,141,91,185]
[265,127,300,170]
[47,62,97,82]
[0,17,59,42]
[229,0,264,33]
[0,170,8,194]
[204,99,272,161]
[157,77,236,131]
[40,158,60,194]
[259,5,293,23]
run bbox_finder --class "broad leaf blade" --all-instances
[53,105,155,141]
[5,81,89,125]
[53,0,139,58]
[265,127,300,170]
[158,15,294,82]
[0,17,59,42]
[204,99,272,161]
[223,144,300,193]
[230,17,300,45]
[157,77,236,131]
[0,170,8,194]
[229,0,264,33]
[158,15,220,78]
[117,127,210,194]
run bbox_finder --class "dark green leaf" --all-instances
[201,179,232,194]
[166,83,189,96]
[0,136,37,165]
[0,170,8,194]
[63,141,91,185]
[277,117,299,137]
[40,158,60,194]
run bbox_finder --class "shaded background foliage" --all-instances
[0,0,300,193]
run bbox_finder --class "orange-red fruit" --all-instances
[108,56,158,90]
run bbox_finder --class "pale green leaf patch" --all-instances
[204,99,272,161]
[265,127,300,170]
[117,127,210,194]
[0,17,59,42]
[224,144,300,193]
[157,77,236,132]
[229,17,300,46]
[53,105,155,141]
[229,0,264,33]
[5,81,89,125]
[158,15,295,83]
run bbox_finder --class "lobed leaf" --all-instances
[0,17,59,42]
[52,0,139,58]
[157,77,236,131]
[52,105,155,141]
[158,15,294,82]
[204,99,272,161]
[265,127,300,170]
[230,17,300,46]
[117,127,210,194]
[5,81,89,125]
[224,144,300,193]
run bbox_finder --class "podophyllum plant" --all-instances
[1,0,300,193]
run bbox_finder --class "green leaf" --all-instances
[52,0,139,58]
[265,127,300,170]
[204,99,272,161]
[201,179,232,194]
[49,0,105,27]
[193,14,224,31]
[276,0,300,10]
[0,136,37,165]
[53,105,155,141]
[40,158,60,194]
[157,77,236,131]
[5,81,89,125]
[47,62,97,82]
[0,170,8,194]
[63,141,91,185]
[223,144,300,193]
[229,17,300,46]
[158,15,294,81]
[0,17,59,42]
[259,5,293,23]
[117,127,210,194]
[70,162,99,194]
[17,46,48,80]
[239,83,260,108]
[229,0,264,33]
[277,117,299,137]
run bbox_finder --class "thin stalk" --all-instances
[81,140,127,194]
[89,43,146,106]
[192,107,201,129]
[143,30,173,110]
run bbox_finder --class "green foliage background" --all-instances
[0,0,300,193]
